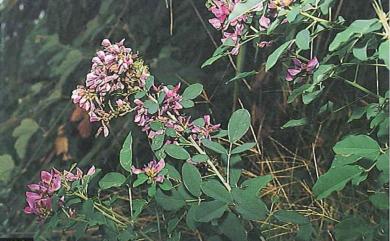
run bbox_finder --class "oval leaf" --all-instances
[99,172,126,190]
[333,135,380,159]
[182,84,203,100]
[228,109,251,143]
[182,163,202,197]
[120,132,133,172]
[313,165,363,200]
[165,144,190,160]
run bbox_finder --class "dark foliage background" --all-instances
[0,0,388,240]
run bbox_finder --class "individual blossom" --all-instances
[131,159,165,183]
[191,115,221,140]
[285,57,319,81]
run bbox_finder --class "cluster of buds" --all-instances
[285,57,319,81]
[24,170,62,220]
[24,166,95,220]
[207,0,262,55]
[72,39,150,136]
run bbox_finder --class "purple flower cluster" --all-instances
[131,159,165,183]
[72,39,150,136]
[24,170,62,220]
[24,166,96,220]
[285,57,319,81]
[208,0,262,55]
[71,39,221,141]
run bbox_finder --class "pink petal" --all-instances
[86,166,96,176]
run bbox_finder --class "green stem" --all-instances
[335,75,380,98]
[233,44,246,110]
[189,136,231,192]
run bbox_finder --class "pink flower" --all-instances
[191,115,221,140]
[131,159,165,183]
[286,57,319,81]
[64,166,96,181]
[259,16,271,30]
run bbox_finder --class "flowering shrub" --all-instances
[25,39,273,240]
[19,0,388,240]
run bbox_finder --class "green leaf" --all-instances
[201,139,227,154]
[186,204,199,230]
[12,118,39,159]
[226,71,257,84]
[231,142,256,154]
[353,43,368,61]
[191,154,209,163]
[379,40,390,69]
[133,174,148,187]
[302,87,323,104]
[182,163,202,197]
[376,151,389,173]
[329,19,381,51]
[165,163,181,181]
[182,83,203,100]
[144,100,159,114]
[99,172,126,190]
[201,180,232,203]
[313,165,363,199]
[132,199,146,218]
[281,118,307,129]
[287,5,301,22]
[227,0,263,23]
[201,53,227,68]
[155,189,186,211]
[194,200,227,222]
[145,75,154,91]
[150,121,164,131]
[274,210,309,225]
[120,132,133,172]
[220,212,247,241]
[335,216,374,241]
[296,29,310,50]
[319,0,335,14]
[167,217,180,234]
[232,188,268,221]
[165,144,190,160]
[348,106,366,122]
[180,99,195,108]
[333,135,381,160]
[151,134,165,151]
[159,179,173,191]
[369,192,389,210]
[241,175,272,194]
[228,109,251,143]
[287,84,311,103]
[266,40,293,71]
[331,154,362,168]
[0,155,15,182]
[312,64,334,84]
